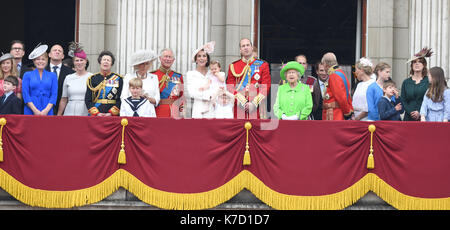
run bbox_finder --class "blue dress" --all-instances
[366,82,396,121]
[22,69,58,115]
[420,89,450,122]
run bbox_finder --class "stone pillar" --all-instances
[223,0,253,67]
[410,0,450,84]
[367,0,396,81]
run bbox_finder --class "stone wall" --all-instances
[0,188,393,210]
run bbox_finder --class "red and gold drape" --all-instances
[0,115,449,210]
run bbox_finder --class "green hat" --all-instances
[280,61,305,81]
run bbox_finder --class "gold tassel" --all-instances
[367,153,374,169]
[0,118,7,163]
[367,124,376,170]
[118,119,128,165]
[243,122,252,166]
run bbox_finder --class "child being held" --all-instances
[377,80,404,121]
[120,78,155,117]
[0,75,23,115]
[199,60,226,92]
[207,61,234,119]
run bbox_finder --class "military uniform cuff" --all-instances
[88,107,100,116]
[109,106,120,116]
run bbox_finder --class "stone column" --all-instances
[410,0,450,84]
[79,0,119,73]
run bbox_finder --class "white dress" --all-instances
[61,72,92,116]
[185,70,215,119]
[121,72,160,117]
[352,79,375,121]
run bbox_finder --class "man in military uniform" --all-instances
[226,38,271,119]
[151,48,184,118]
[320,52,353,120]
[85,51,123,116]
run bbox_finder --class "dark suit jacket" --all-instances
[45,64,75,115]
[19,63,33,79]
[0,93,23,115]
[377,96,404,121]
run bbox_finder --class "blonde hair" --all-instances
[374,62,391,78]
[355,61,373,76]
[209,60,221,68]
[129,77,143,88]
[0,58,19,80]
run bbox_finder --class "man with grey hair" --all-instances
[151,48,184,118]
[321,52,353,120]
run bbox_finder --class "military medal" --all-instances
[325,93,330,100]
[254,83,259,89]
[254,73,260,81]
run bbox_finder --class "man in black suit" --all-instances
[0,76,22,115]
[46,44,75,115]
[10,40,32,79]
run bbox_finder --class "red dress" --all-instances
[322,66,353,120]
[226,57,271,119]
[152,67,184,118]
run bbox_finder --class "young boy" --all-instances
[0,76,23,115]
[120,78,155,117]
[377,80,404,121]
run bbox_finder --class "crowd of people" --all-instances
[0,39,449,122]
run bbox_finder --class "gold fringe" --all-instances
[1,168,450,210]
[0,168,125,209]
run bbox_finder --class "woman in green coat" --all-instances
[274,61,313,120]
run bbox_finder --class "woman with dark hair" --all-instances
[401,47,432,121]
[85,50,123,116]
[185,41,216,119]
[420,66,450,122]
[58,42,92,116]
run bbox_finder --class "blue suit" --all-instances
[22,69,58,115]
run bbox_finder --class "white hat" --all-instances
[28,44,48,60]
[191,41,215,63]
[131,49,158,66]
[0,53,14,63]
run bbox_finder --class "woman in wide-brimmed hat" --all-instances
[22,44,58,116]
[57,42,92,116]
[273,61,313,120]
[121,49,160,117]
[401,47,432,121]
[0,53,22,99]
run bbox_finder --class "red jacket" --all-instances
[152,68,184,118]
[226,57,271,119]
[322,66,353,120]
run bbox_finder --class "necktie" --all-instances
[53,66,59,75]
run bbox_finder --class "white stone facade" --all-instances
[78,0,450,85]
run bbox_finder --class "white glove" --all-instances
[282,114,299,120]
[286,115,299,120]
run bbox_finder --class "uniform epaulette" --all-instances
[112,72,123,78]
[256,58,268,64]
[328,65,339,75]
